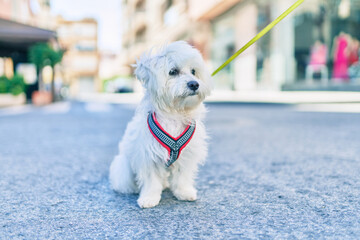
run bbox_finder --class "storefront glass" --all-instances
[211,14,235,91]
[211,0,360,91]
[294,0,360,86]
[256,1,272,87]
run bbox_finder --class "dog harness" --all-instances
[147,112,196,167]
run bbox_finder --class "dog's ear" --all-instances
[133,55,153,86]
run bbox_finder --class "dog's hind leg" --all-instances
[109,155,138,194]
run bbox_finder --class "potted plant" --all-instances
[0,75,26,107]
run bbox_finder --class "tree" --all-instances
[44,46,64,102]
[28,43,64,102]
[29,43,47,91]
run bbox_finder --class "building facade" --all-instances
[120,0,360,92]
[285,0,360,90]
[0,0,53,29]
[0,0,56,99]
[1,0,102,97]
[120,0,211,75]
[56,17,100,95]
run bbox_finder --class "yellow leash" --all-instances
[211,0,304,76]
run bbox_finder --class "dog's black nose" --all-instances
[187,81,199,91]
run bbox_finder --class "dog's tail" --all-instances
[109,155,139,194]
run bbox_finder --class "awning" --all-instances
[0,17,56,54]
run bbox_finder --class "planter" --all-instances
[0,93,26,108]
[31,91,52,106]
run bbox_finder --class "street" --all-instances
[1,101,360,239]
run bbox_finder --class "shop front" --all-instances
[209,0,360,92]
[0,17,56,99]
[211,1,258,91]
[283,0,360,90]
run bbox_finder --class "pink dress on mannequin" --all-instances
[332,35,349,81]
[309,42,327,70]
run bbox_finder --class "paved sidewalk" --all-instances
[1,102,360,239]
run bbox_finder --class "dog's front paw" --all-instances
[137,195,161,208]
[173,187,197,201]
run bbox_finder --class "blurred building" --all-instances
[120,0,360,92]
[0,0,56,98]
[0,0,54,29]
[282,0,360,91]
[0,0,55,72]
[120,0,211,75]
[99,52,120,80]
[56,17,100,95]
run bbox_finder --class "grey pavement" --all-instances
[1,101,360,239]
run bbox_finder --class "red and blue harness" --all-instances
[147,112,196,167]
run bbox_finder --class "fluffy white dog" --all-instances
[109,41,212,208]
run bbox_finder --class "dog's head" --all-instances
[134,41,212,113]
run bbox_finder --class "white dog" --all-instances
[109,41,212,208]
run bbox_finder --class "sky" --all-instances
[51,0,122,52]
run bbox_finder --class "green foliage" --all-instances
[28,42,64,101]
[28,43,64,69]
[45,47,64,67]
[0,75,9,93]
[9,74,26,96]
[0,75,26,96]
[29,43,48,71]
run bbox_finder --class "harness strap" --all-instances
[147,112,196,167]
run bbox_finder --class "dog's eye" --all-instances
[191,69,196,75]
[169,68,179,76]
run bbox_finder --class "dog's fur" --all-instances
[109,41,212,208]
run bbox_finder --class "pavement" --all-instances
[1,101,360,239]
